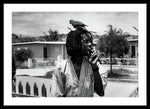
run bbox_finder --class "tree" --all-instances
[12,33,41,43]
[97,25,130,57]
[96,25,130,74]
[14,48,33,63]
[12,34,20,43]
[118,28,130,39]
[19,37,38,42]
[43,29,61,41]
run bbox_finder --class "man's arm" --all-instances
[91,64,104,96]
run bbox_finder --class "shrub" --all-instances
[15,48,33,63]
[44,71,53,78]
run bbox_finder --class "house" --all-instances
[12,36,138,61]
[12,41,67,60]
[127,38,138,58]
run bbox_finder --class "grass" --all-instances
[107,68,138,83]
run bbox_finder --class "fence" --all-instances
[129,85,138,97]
[100,58,138,66]
[29,58,56,68]
[17,57,138,69]
[14,76,59,97]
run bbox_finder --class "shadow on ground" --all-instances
[107,68,138,83]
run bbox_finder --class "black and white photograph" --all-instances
[4,4,147,105]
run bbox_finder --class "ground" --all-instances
[16,65,138,97]
[94,81,137,97]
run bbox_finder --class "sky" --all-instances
[12,12,138,37]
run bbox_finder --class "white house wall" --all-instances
[13,44,44,58]
[47,44,63,60]
[31,44,44,58]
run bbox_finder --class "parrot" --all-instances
[69,19,88,29]
[67,27,74,31]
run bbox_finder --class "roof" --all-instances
[127,39,138,42]
[12,40,98,46]
[12,41,66,46]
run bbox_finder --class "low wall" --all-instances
[15,76,59,97]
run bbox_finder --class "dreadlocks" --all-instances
[66,28,93,60]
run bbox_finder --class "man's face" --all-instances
[81,33,93,57]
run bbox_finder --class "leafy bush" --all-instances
[44,71,53,78]
[15,48,33,63]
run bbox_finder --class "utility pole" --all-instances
[133,26,138,32]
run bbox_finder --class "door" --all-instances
[131,46,135,58]
[43,47,47,58]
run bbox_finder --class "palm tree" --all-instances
[105,25,130,74]
[106,25,120,74]
[118,28,130,38]
[43,29,62,41]
[48,29,59,41]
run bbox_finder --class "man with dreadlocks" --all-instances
[51,27,107,97]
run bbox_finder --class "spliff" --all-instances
[88,48,100,65]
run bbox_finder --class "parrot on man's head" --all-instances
[69,19,88,29]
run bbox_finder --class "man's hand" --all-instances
[89,50,100,65]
